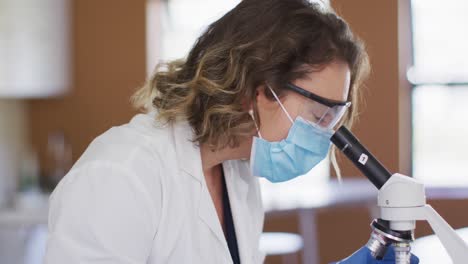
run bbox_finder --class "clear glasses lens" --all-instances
[298,100,350,129]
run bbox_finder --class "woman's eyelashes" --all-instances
[310,111,333,127]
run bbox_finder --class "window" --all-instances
[146,0,242,74]
[410,0,468,186]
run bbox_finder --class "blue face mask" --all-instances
[249,87,334,183]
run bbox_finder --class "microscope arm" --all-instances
[378,174,468,264]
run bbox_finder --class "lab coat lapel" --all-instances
[223,160,252,263]
[173,122,232,260]
[173,121,203,184]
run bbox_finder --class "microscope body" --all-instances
[330,126,468,263]
[376,173,468,263]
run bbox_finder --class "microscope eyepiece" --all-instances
[331,126,392,189]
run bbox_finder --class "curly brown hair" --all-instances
[132,0,370,176]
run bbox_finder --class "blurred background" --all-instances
[1,0,468,263]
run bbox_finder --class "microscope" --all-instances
[331,126,468,264]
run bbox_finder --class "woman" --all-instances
[45,0,414,263]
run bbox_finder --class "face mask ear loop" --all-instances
[267,84,294,124]
[248,109,263,139]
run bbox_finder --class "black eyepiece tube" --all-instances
[330,126,392,189]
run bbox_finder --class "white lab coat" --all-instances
[44,111,266,264]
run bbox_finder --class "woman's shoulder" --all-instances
[57,111,180,203]
[46,113,166,261]
[50,112,173,222]
[72,111,173,170]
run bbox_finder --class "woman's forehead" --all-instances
[292,62,351,102]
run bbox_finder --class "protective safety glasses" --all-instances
[285,82,351,130]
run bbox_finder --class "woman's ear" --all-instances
[256,85,277,110]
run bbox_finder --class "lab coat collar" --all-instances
[172,120,204,182]
[172,120,250,196]
[172,120,252,263]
